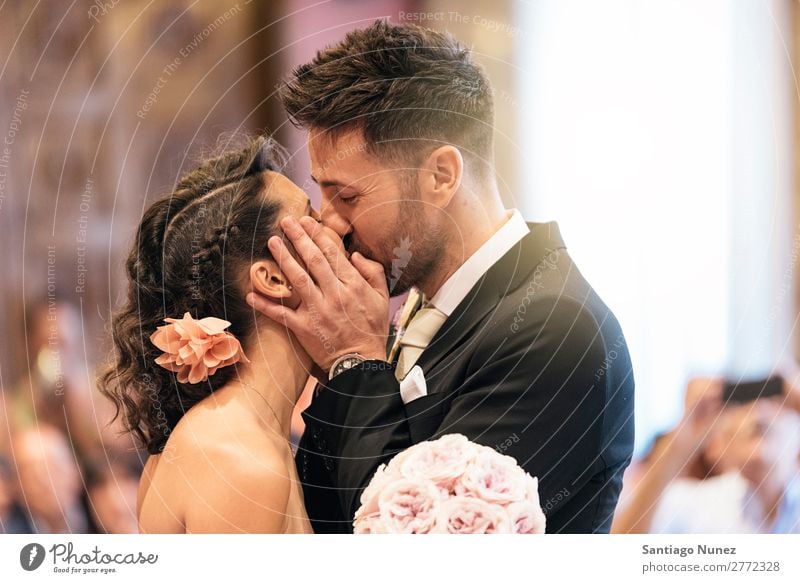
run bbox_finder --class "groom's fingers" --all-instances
[351,252,389,298]
[245,292,302,331]
[298,216,359,283]
[279,216,338,291]
[267,235,318,302]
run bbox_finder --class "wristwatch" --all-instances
[328,353,367,380]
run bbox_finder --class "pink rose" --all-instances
[455,449,528,505]
[432,496,512,533]
[375,478,444,534]
[524,476,543,504]
[506,501,546,534]
[354,463,396,519]
[150,312,249,384]
[353,515,387,534]
[353,435,547,535]
[392,434,478,490]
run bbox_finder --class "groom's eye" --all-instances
[339,193,359,206]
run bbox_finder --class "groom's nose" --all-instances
[320,200,352,239]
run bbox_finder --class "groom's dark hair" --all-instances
[279,20,495,176]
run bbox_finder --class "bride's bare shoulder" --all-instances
[186,445,292,533]
[165,396,278,460]
[147,404,293,533]
[137,453,185,533]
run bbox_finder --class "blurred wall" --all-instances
[795,0,800,362]
[0,0,285,390]
[416,0,520,210]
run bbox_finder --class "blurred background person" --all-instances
[11,424,87,533]
[612,377,724,533]
[84,461,139,534]
[691,399,800,533]
[7,300,96,453]
[0,456,32,534]
[2,298,142,534]
[613,377,800,533]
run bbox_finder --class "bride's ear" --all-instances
[249,259,294,300]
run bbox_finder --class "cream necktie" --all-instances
[394,303,448,381]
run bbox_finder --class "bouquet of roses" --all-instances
[353,434,546,534]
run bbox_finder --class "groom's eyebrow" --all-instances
[310,174,344,189]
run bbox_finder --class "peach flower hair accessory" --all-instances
[149,312,250,384]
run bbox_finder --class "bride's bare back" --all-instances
[136,388,311,534]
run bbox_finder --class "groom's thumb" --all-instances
[351,252,387,296]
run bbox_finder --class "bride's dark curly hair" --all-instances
[98,136,287,454]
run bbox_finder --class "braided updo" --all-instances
[98,136,287,454]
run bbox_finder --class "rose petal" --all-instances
[150,326,181,353]
[209,335,239,361]
[176,366,190,384]
[196,316,232,335]
[203,350,222,367]
[236,346,251,364]
[187,362,208,384]
[179,343,202,364]
[431,496,511,533]
[507,501,546,534]
[154,354,181,372]
[174,313,207,340]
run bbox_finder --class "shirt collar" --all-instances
[427,209,529,316]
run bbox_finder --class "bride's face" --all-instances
[247,172,343,308]
[265,171,322,225]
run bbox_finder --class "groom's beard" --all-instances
[345,199,448,298]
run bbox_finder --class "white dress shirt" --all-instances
[399,209,529,404]
[427,209,529,315]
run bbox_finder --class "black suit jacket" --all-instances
[296,221,635,533]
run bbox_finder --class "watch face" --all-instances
[329,355,365,379]
[340,358,358,372]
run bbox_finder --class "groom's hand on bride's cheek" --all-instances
[246,215,390,372]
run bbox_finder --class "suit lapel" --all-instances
[415,221,567,381]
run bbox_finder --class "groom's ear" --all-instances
[420,145,463,208]
[249,260,293,300]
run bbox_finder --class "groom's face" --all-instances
[308,129,446,296]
